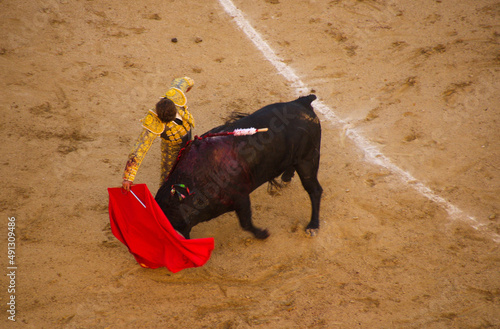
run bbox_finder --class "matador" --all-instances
[122,77,195,191]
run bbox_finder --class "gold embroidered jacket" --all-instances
[123,77,195,183]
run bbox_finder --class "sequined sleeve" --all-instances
[123,129,159,182]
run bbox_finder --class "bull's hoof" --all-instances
[254,228,270,240]
[305,228,319,237]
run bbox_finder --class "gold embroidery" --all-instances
[141,110,165,135]
[123,129,158,182]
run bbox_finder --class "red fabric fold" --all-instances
[108,184,214,273]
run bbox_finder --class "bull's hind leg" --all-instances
[234,196,270,239]
[295,161,323,237]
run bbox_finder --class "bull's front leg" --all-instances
[234,196,270,239]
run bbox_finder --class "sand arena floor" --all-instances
[1,0,499,328]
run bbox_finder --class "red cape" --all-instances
[107,184,214,273]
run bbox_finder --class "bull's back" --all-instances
[209,95,320,188]
[168,94,320,195]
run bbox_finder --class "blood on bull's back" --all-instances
[155,95,322,240]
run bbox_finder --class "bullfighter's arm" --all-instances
[163,76,196,137]
[123,110,165,183]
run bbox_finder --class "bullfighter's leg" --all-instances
[160,139,181,185]
[160,131,192,186]
[234,196,270,239]
[295,161,322,237]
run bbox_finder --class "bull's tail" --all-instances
[296,94,317,111]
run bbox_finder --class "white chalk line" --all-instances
[218,0,499,243]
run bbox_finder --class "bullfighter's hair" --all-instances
[155,97,177,123]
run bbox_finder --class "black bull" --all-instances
[155,95,322,239]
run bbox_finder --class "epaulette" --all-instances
[141,110,165,135]
[164,88,187,107]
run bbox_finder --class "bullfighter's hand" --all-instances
[122,180,133,192]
